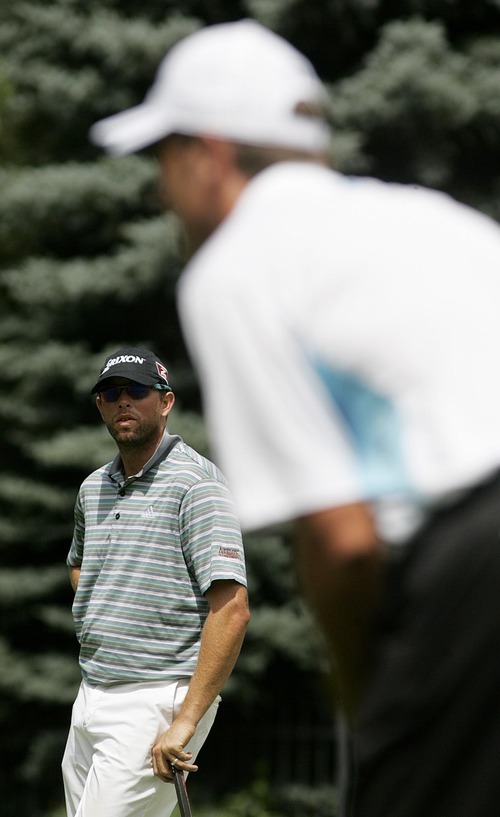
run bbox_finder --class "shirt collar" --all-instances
[108,429,181,487]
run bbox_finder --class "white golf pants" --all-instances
[62,678,219,817]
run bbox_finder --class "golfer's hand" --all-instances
[151,719,198,782]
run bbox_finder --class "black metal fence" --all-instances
[192,701,339,816]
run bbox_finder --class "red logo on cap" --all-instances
[156,362,169,384]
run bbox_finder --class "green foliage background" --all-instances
[1,1,499,815]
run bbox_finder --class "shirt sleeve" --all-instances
[177,248,363,533]
[66,490,85,567]
[179,478,247,595]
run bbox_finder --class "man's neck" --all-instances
[119,432,165,479]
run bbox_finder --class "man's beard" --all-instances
[107,419,160,450]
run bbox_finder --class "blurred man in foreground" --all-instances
[90,21,500,817]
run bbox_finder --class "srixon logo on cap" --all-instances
[156,362,169,384]
[101,354,146,375]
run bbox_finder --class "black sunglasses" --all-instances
[98,383,170,403]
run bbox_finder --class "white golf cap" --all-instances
[90,19,331,154]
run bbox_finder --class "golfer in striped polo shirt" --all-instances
[62,347,249,817]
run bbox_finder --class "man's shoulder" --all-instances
[180,164,335,286]
[161,440,228,487]
[240,161,339,211]
[79,462,113,492]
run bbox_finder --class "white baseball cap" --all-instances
[90,19,331,154]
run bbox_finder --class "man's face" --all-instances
[96,377,174,450]
[157,135,201,217]
[156,134,232,254]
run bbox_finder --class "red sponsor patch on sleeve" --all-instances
[218,547,240,560]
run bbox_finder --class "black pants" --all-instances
[340,471,500,817]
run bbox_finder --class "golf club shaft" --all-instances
[172,766,193,817]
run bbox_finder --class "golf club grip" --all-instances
[173,767,193,817]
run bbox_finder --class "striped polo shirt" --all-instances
[67,431,247,686]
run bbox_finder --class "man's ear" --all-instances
[199,137,248,217]
[200,137,238,177]
[162,390,176,417]
[95,394,105,421]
